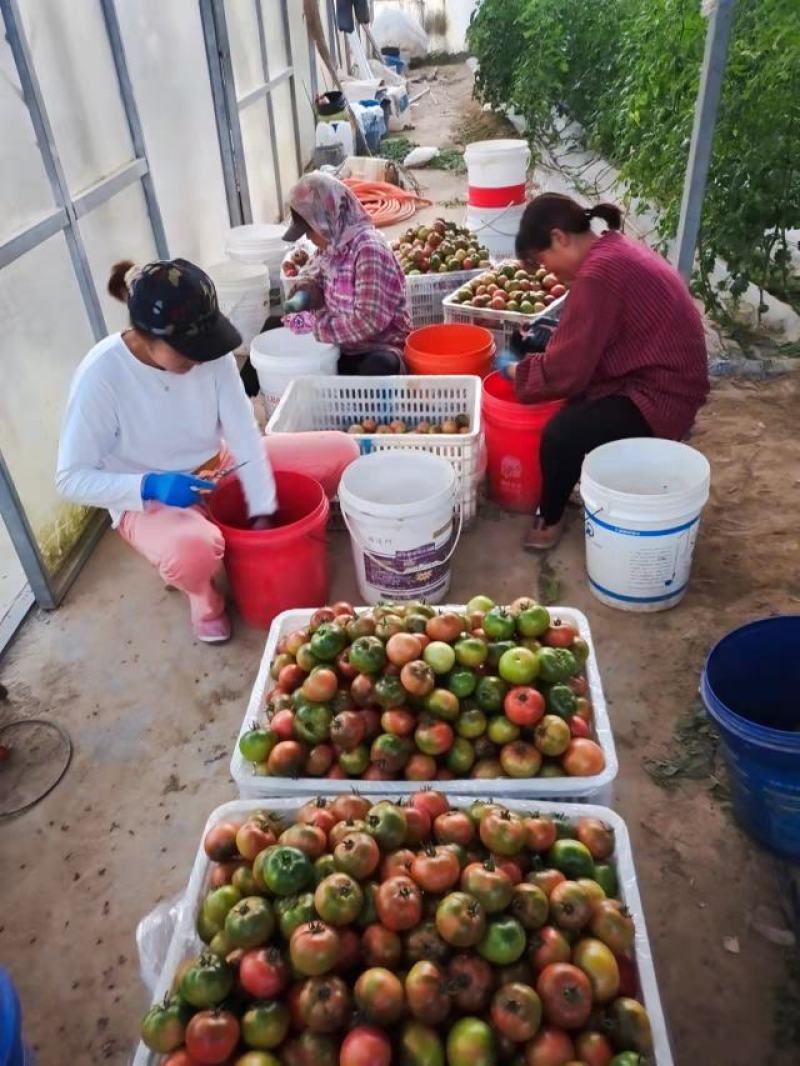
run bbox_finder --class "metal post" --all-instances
[675,0,737,279]
[99,0,169,258]
[255,0,285,211]
[0,450,56,609]
[279,0,304,178]
[1,0,107,340]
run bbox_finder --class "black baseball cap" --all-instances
[128,258,242,362]
[282,208,310,243]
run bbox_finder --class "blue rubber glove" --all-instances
[141,472,216,508]
[284,289,311,313]
[494,350,520,379]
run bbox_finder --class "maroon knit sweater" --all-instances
[514,232,710,439]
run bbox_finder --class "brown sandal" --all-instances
[523,514,566,551]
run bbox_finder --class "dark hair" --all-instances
[516,194,622,258]
[108,259,136,303]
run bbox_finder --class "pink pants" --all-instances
[118,504,226,625]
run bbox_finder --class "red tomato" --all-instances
[340,1025,392,1066]
[433,810,475,846]
[185,1010,239,1064]
[569,716,590,738]
[404,753,438,780]
[239,946,289,999]
[561,738,606,776]
[404,960,451,1025]
[270,709,296,741]
[375,875,423,931]
[491,981,543,1042]
[528,925,571,972]
[504,686,546,727]
[410,845,461,893]
[575,1031,614,1066]
[536,963,592,1029]
[163,1053,201,1066]
[525,816,558,852]
[335,926,362,973]
[615,951,639,998]
[380,848,415,880]
[410,789,450,821]
[361,924,403,968]
[542,621,578,648]
[290,922,340,976]
[575,817,615,861]
[353,967,405,1025]
[381,708,416,736]
[523,1026,575,1065]
[491,855,523,885]
[447,952,494,1012]
[403,804,432,844]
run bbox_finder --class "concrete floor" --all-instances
[1,62,799,1066]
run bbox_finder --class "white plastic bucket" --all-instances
[464,139,530,207]
[580,438,711,612]
[207,261,269,353]
[250,328,339,416]
[226,224,289,289]
[339,451,461,605]
[465,203,525,259]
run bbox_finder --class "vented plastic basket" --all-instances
[131,797,673,1066]
[405,269,484,328]
[443,291,568,351]
[230,605,618,803]
[266,375,484,525]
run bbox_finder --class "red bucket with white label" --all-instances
[464,139,531,208]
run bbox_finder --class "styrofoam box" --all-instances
[443,290,568,352]
[405,268,484,329]
[266,376,484,526]
[230,606,618,802]
[131,796,673,1066]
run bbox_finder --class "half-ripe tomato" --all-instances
[500,741,543,779]
[267,739,307,777]
[435,891,486,947]
[504,686,546,727]
[402,804,432,844]
[461,860,514,913]
[328,818,367,849]
[203,822,240,862]
[511,882,549,931]
[330,711,366,752]
[361,923,403,968]
[446,953,494,1012]
[491,982,543,1042]
[480,808,527,856]
[415,718,454,756]
[340,1025,392,1066]
[279,823,327,860]
[411,845,461,894]
[381,708,416,737]
[335,926,362,973]
[536,963,592,1029]
[376,875,423,931]
[241,1000,291,1049]
[387,632,423,666]
[314,872,364,926]
[568,674,589,697]
[185,1010,239,1064]
[333,832,380,880]
[236,818,276,862]
[608,998,653,1054]
[527,868,566,897]
[405,752,438,780]
[542,621,579,648]
[401,659,436,698]
[549,881,592,931]
[528,925,571,972]
[139,999,190,1054]
[269,708,296,741]
[433,810,475,846]
[410,788,450,822]
[575,1031,614,1066]
[523,1026,575,1065]
[590,900,635,954]
[446,1017,495,1066]
[573,937,620,1004]
[525,816,558,853]
[534,716,571,758]
[365,801,408,851]
[561,738,606,776]
[576,817,615,861]
[405,960,450,1025]
[380,847,415,880]
[290,922,340,976]
[354,966,405,1024]
[491,855,523,885]
[399,1020,446,1066]
[330,793,371,823]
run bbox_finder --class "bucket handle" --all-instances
[341,507,463,576]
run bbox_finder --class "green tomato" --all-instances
[446,666,478,698]
[446,736,476,775]
[309,623,347,661]
[374,673,407,709]
[498,646,539,685]
[546,684,578,719]
[446,1017,496,1066]
[349,635,387,674]
[455,637,489,668]
[202,884,242,931]
[477,916,526,965]
[293,702,332,746]
[466,594,495,614]
[180,952,234,1008]
[455,707,487,739]
[338,744,370,776]
[224,896,275,950]
[241,1000,291,1050]
[516,604,551,637]
[239,728,278,764]
[277,891,316,939]
[538,646,578,683]
[263,845,314,896]
[487,640,516,668]
[548,839,596,880]
[594,862,619,899]
[314,853,337,885]
[424,641,457,674]
[140,998,190,1053]
[400,1021,445,1066]
[475,675,509,714]
[482,607,516,641]
[610,1054,645,1066]
[487,715,520,745]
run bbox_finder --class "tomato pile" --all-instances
[448,263,567,316]
[140,794,653,1065]
[346,414,471,436]
[391,219,491,276]
[238,597,606,783]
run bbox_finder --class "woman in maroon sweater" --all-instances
[507,193,709,549]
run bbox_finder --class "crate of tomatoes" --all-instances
[132,793,673,1065]
[230,596,617,803]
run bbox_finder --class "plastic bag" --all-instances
[136,893,184,995]
[373,8,428,59]
[404,146,440,168]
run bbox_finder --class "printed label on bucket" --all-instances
[584,511,701,605]
[363,525,456,596]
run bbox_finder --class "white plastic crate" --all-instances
[405,268,484,328]
[266,375,484,525]
[132,796,673,1066]
[443,290,568,352]
[230,605,618,803]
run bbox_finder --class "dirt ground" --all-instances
[1,62,799,1066]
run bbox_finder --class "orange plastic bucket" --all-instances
[482,371,565,512]
[209,470,330,628]
[405,323,495,377]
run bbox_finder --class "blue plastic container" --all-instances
[701,615,800,860]
[0,969,29,1066]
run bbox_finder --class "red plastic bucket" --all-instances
[482,371,565,512]
[405,324,495,377]
[209,470,330,628]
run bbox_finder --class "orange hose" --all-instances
[344,179,432,227]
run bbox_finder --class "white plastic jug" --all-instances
[580,437,711,612]
[207,261,270,353]
[250,329,339,416]
[339,451,461,605]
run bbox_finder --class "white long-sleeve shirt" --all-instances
[56,334,276,525]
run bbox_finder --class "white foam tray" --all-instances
[131,796,672,1066]
[230,606,618,802]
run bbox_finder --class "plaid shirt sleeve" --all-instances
[314,242,403,348]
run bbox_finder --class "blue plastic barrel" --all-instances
[0,969,26,1066]
[701,616,800,860]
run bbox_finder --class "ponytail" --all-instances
[107,259,138,303]
[516,193,623,258]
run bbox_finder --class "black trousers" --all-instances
[539,395,653,525]
[338,349,404,376]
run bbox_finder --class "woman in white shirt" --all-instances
[57,257,276,644]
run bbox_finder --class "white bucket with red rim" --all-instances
[464,139,531,209]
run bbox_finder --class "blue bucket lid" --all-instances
[0,969,24,1065]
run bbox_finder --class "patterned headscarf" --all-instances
[288,173,373,249]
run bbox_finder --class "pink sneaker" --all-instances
[193,612,232,644]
